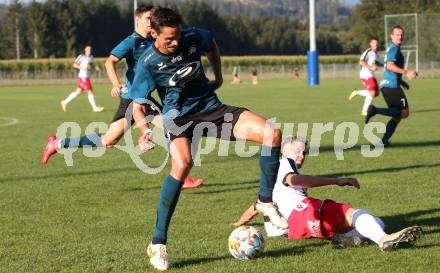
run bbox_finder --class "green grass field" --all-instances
[0,79,439,273]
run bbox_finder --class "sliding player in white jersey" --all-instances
[348,38,382,116]
[233,136,422,251]
[61,45,104,113]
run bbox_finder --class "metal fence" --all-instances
[1,62,439,85]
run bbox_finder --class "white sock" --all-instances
[87,93,97,109]
[344,216,384,239]
[361,95,373,113]
[64,92,78,104]
[357,90,370,97]
[352,210,387,244]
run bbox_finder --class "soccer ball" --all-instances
[228,226,265,260]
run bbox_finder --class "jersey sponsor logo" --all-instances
[307,220,321,238]
[143,52,154,63]
[171,55,183,63]
[168,61,201,86]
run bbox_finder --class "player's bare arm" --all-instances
[359,59,376,71]
[386,61,417,79]
[72,62,81,70]
[285,173,360,189]
[205,38,223,90]
[105,55,124,97]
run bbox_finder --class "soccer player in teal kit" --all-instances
[129,7,287,270]
[365,25,417,146]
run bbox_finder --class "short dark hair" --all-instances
[370,37,379,42]
[391,25,404,34]
[150,7,182,33]
[135,4,154,17]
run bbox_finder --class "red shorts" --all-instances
[76,78,92,91]
[362,77,378,96]
[287,198,353,239]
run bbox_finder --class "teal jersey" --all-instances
[129,27,221,118]
[380,43,404,89]
[110,32,154,99]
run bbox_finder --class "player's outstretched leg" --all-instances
[352,210,422,251]
[348,89,358,101]
[41,133,104,164]
[233,110,288,229]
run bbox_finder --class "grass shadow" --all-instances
[320,162,440,178]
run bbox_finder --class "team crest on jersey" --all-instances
[188,45,196,56]
[168,61,201,87]
[157,62,167,71]
[294,201,308,212]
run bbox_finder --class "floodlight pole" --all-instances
[307,0,319,86]
[133,0,137,29]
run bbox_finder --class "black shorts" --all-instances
[111,97,162,124]
[164,104,248,142]
[381,87,409,109]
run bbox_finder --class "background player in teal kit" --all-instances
[42,5,157,162]
[365,25,417,146]
[129,7,287,271]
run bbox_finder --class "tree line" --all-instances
[1,0,440,60]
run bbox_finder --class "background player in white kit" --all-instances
[348,38,382,116]
[61,45,104,113]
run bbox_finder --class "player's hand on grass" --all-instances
[401,80,410,90]
[111,84,123,97]
[337,178,360,189]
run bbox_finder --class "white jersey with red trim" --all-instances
[75,54,94,79]
[359,48,380,79]
[272,158,307,219]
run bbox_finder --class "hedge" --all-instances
[0,55,359,73]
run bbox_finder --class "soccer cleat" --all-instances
[378,226,422,251]
[348,90,358,101]
[41,135,59,164]
[181,177,206,191]
[93,106,105,112]
[255,200,288,229]
[364,105,377,124]
[147,243,168,271]
[61,100,67,112]
[332,234,365,248]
